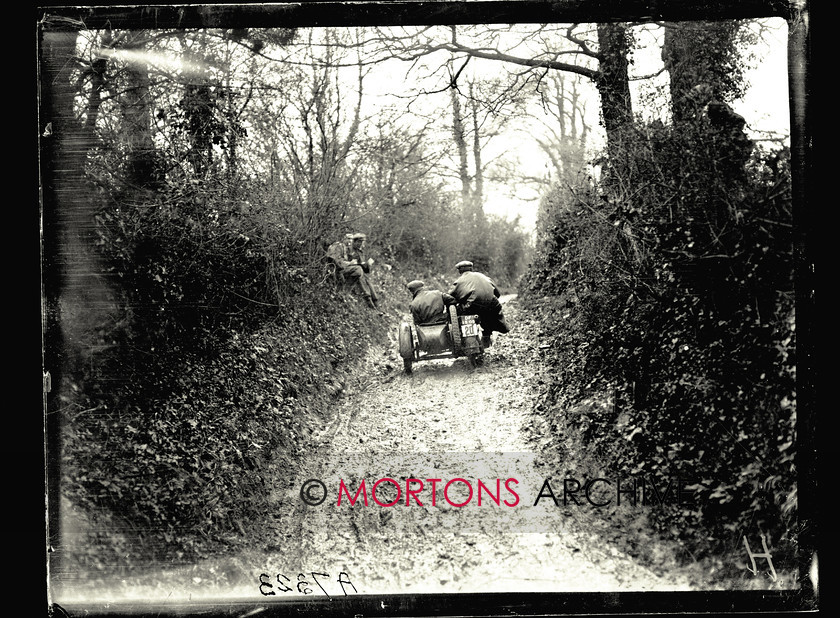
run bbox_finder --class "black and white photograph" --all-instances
[38,1,816,616]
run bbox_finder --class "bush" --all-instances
[60,173,396,567]
[525,118,797,575]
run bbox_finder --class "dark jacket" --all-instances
[410,289,453,325]
[447,271,500,309]
[447,271,509,334]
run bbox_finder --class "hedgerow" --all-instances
[523,117,797,580]
[59,175,397,568]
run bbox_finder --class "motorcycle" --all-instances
[398,305,485,374]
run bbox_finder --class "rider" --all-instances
[406,280,454,325]
[446,260,510,347]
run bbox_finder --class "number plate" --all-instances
[461,323,480,337]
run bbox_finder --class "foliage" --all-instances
[62,256,390,567]
[524,116,797,576]
[345,119,531,285]
[58,23,532,569]
[662,20,757,122]
[65,48,390,561]
[466,214,532,289]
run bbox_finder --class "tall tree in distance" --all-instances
[536,71,590,182]
[449,62,472,211]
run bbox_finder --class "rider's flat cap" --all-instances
[350,232,367,240]
[455,260,474,270]
[407,280,424,292]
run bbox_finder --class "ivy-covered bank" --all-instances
[522,118,798,587]
[59,261,413,573]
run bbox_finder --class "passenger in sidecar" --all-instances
[407,280,454,326]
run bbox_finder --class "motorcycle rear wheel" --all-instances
[448,305,462,353]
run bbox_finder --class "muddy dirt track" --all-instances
[54,295,695,605]
[245,295,693,598]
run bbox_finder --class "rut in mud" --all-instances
[248,295,693,596]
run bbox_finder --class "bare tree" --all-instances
[533,71,591,182]
[449,60,472,209]
[350,110,456,267]
[468,80,484,212]
[357,23,632,157]
[244,28,367,259]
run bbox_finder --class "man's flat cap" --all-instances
[407,280,425,292]
[455,260,474,270]
[350,233,367,240]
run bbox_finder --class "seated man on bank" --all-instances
[446,260,510,347]
[406,280,454,326]
[326,232,381,310]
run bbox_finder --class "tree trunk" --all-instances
[450,83,471,209]
[120,32,158,188]
[662,21,744,124]
[595,22,633,157]
[469,81,484,217]
[83,54,108,133]
[662,23,698,123]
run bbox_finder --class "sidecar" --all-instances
[398,306,484,374]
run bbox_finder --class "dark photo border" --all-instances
[38,1,815,616]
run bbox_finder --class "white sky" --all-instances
[270,19,792,235]
[485,19,791,233]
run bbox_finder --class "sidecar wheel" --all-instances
[398,322,414,360]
